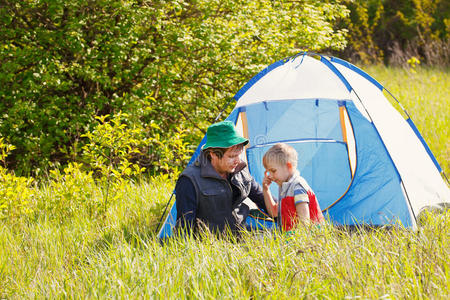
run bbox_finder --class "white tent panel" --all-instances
[348,90,371,121]
[342,105,357,177]
[236,56,351,107]
[333,62,450,216]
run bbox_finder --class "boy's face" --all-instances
[264,160,293,186]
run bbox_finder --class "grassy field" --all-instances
[364,65,449,175]
[1,66,449,298]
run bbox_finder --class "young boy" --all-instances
[262,143,324,231]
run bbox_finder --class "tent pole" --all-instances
[155,192,175,236]
[214,97,235,122]
[443,171,450,186]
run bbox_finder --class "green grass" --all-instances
[1,210,448,298]
[1,66,449,298]
[365,65,449,175]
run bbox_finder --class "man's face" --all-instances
[210,145,243,177]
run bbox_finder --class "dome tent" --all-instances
[157,52,449,238]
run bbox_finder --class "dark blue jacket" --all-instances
[175,151,267,234]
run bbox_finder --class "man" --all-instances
[175,121,268,235]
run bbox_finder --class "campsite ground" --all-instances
[1,66,449,298]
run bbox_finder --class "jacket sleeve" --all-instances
[247,176,268,213]
[174,176,198,234]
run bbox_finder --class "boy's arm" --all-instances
[262,172,278,218]
[294,186,310,226]
[295,202,310,225]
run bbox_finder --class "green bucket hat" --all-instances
[203,121,249,149]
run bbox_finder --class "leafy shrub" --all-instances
[81,112,149,181]
[339,0,449,66]
[0,0,349,175]
[0,138,34,219]
[82,110,192,179]
[38,162,100,220]
[0,169,35,220]
[80,112,154,215]
[149,125,192,179]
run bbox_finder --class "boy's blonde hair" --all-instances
[263,143,298,169]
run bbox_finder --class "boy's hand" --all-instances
[263,170,272,190]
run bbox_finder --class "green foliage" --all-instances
[340,0,385,64]
[0,138,34,219]
[150,126,192,178]
[340,0,449,65]
[0,137,15,166]
[81,112,152,214]
[0,167,35,220]
[0,0,349,175]
[407,56,421,72]
[40,162,100,220]
[81,112,148,181]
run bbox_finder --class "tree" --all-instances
[0,0,349,175]
[339,0,449,65]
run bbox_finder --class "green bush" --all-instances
[81,112,149,181]
[0,168,35,220]
[28,112,189,223]
[0,138,34,219]
[0,0,349,175]
[39,162,100,220]
[340,0,449,65]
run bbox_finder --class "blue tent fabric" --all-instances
[326,102,412,226]
[244,99,352,209]
[243,99,411,226]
